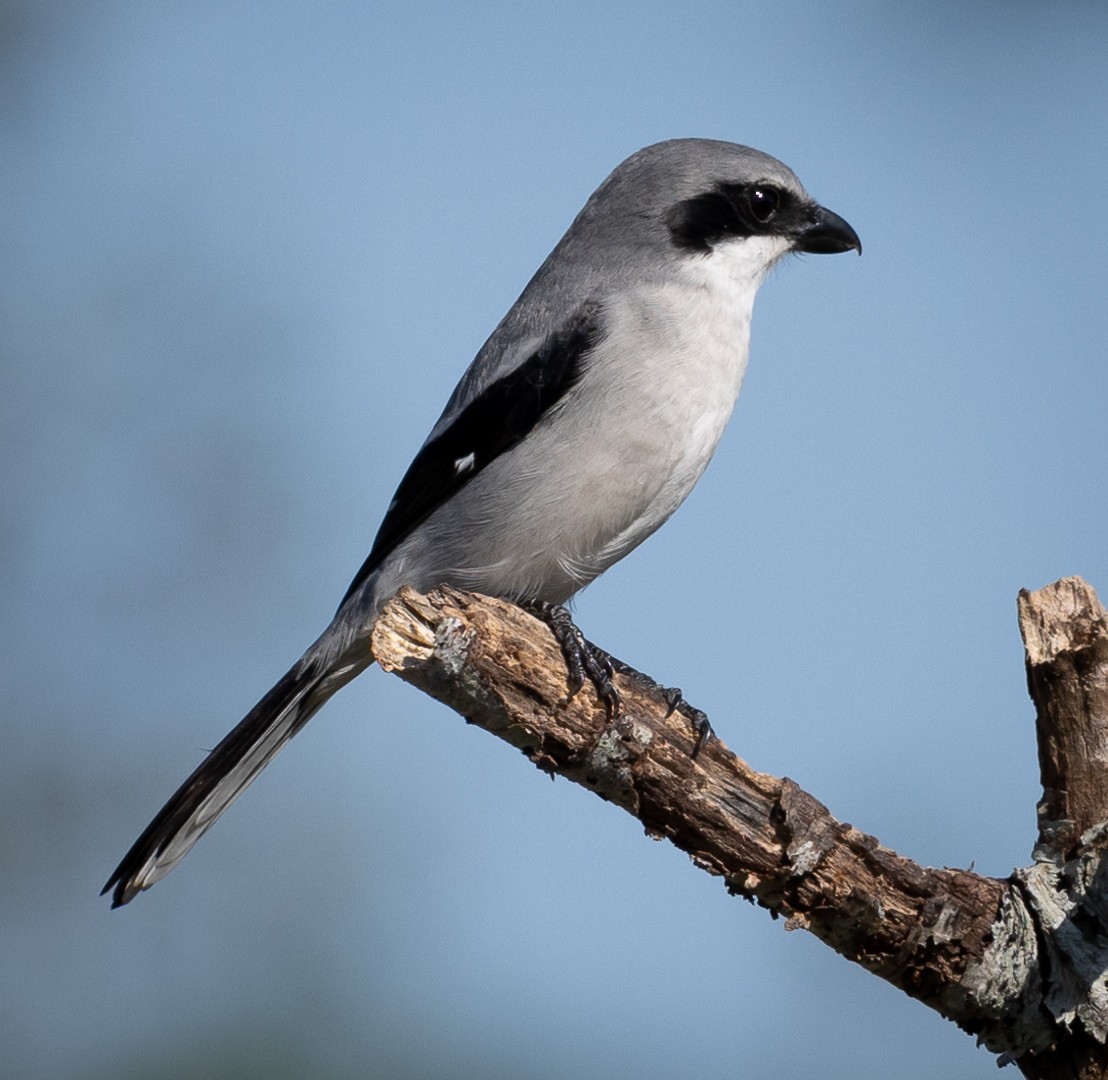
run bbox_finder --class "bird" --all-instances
[103,138,860,907]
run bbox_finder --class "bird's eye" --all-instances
[749,186,780,223]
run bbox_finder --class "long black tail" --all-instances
[103,650,357,907]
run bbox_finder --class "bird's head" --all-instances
[571,138,861,282]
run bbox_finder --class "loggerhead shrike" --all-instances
[104,138,860,907]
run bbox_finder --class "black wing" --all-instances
[339,302,604,608]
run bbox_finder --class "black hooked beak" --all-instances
[793,204,862,255]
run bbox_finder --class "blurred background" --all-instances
[4,2,1107,1077]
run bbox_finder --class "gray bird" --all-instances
[104,138,860,907]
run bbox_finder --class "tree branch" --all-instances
[1020,577,1108,863]
[371,580,1108,1076]
[1013,579,1108,1079]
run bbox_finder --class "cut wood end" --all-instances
[1017,577,1107,665]
[370,586,444,671]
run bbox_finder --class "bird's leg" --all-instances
[526,602,621,718]
[661,686,713,759]
[599,652,713,759]
[523,603,712,757]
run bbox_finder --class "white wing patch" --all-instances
[453,451,476,476]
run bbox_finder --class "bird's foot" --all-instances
[662,686,713,759]
[527,602,621,718]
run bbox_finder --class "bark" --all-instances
[1013,579,1108,1079]
[370,577,1108,1075]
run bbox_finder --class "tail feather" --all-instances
[104,655,340,907]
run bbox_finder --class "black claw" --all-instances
[524,603,710,756]
[687,707,713,759]
[663,686,682,719]
[662,686,713,759]
[527,602,621,719]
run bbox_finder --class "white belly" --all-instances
[372,240,781,608]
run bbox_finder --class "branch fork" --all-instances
[371,578,1108,1078]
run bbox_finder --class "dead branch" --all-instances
[370,577,1108,1077]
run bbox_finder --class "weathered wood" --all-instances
[1019,578,1108,863]
[1014,579,1108,1080]
[370,579,1108,1074]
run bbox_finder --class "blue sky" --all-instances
[3,2,1107,1077]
